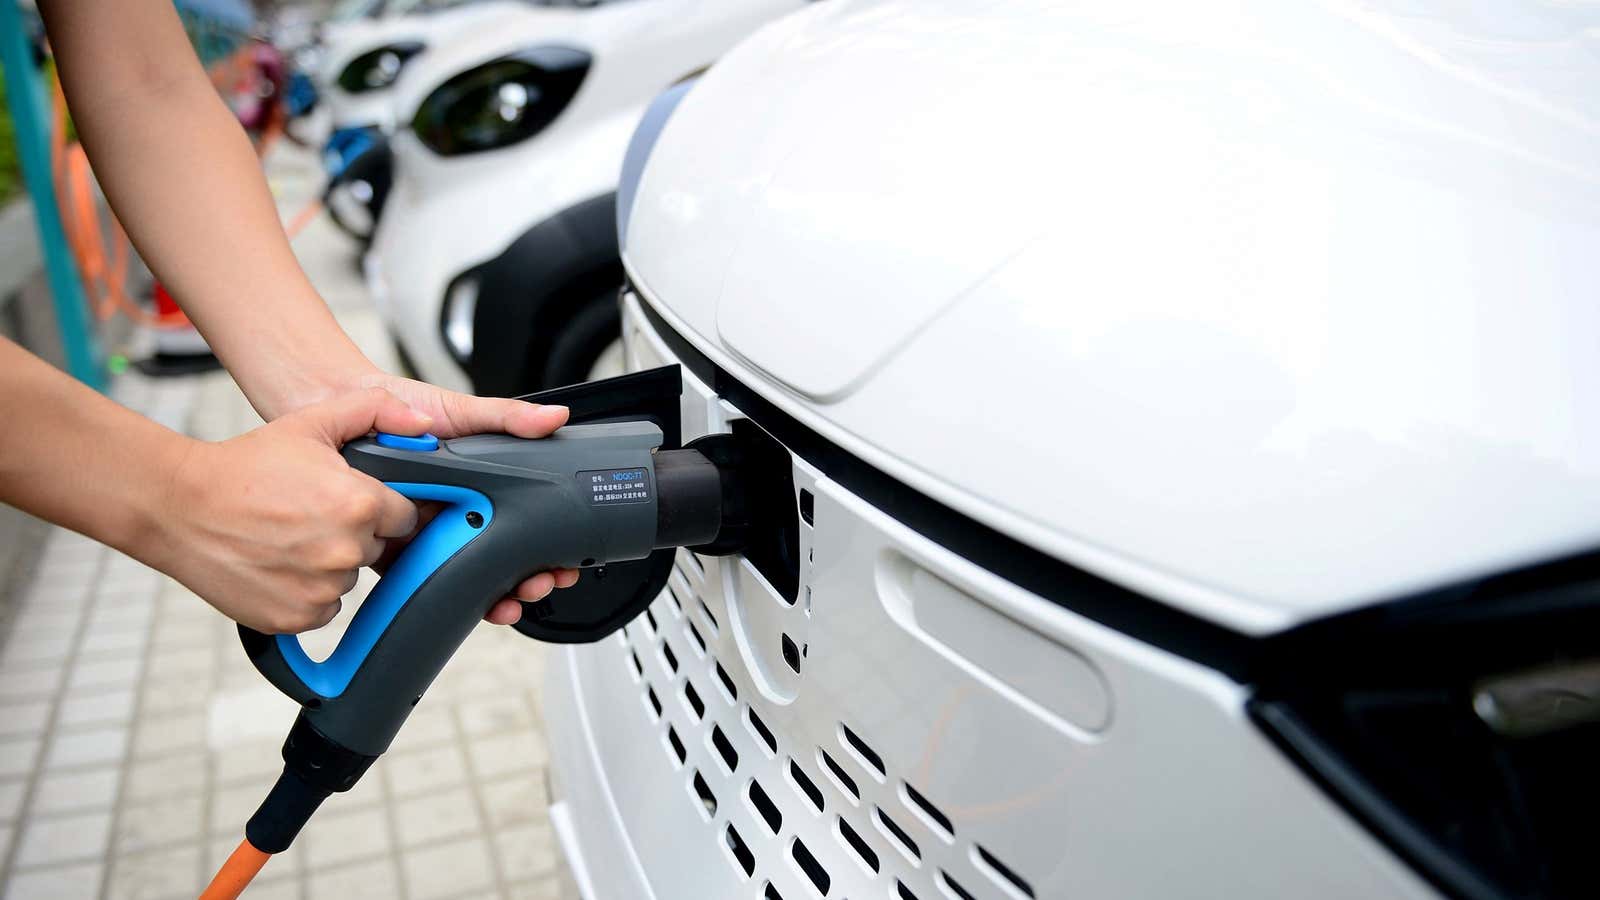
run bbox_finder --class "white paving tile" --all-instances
[456,695,535,738]
[494,822,561,883]
[43,726,128,770]
[0,701,51,739]
[4,613,79,643]
[0,737,41,779]
[1,860,103,900]
[0,665,63,702]
[66,656,143,692]
[17,581,91,610]
[479,772,549,830]
[383,743,468,796]
[122,753,207,805]
[393,786,480,849]
[302,804,392,869]
[467,730,547,779]
[400,835,495,900]
[131,713,206,758]
[0,630,75,666]
[306,856,401,900]
[105,842,202,900]
[78,626,149,659]
[116,793,205,854]
[0,779,25,821]
[56,688,135,728]
[32,768,121,816]
[13,809,112,866]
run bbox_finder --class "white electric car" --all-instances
[365,0,807,396]
[541,2,1600,899]
[317,0,548,240]
[318,0,522,135]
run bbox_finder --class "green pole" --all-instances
[0,2,105,390]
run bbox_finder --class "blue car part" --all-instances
[285,71,317,118]
[321,125,379,180]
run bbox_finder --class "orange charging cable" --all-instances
[47,60,322,331]
[49,71,190,330]
[199,838,272,899]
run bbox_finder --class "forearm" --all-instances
[0,338,191,560]
[38,1,376,418]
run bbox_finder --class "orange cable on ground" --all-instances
[199,838,272,900]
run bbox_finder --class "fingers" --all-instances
[482,599,523,625]
[359,535,386,568]
[437,392,568,439]
[315,595,344,630]
[298,387,433,446]
[365,479,419,539]
[514,571,557,602]
[497,569,580,620]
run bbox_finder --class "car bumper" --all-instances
[543,287,1441,900]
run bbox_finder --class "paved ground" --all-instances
[0,143,577,899]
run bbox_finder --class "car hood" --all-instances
[624,0,1600,633]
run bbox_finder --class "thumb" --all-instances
[293,387,433,447]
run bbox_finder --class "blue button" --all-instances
[375,432,440,452]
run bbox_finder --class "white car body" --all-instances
[367,0,807,394]
[546,1,1600,899]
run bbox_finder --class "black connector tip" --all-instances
[245,769,330,854]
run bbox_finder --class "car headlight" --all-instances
[411,47,589,157]
[440,270,481,365]
[337,42,424,93]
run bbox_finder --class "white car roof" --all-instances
[623,0,1600,633]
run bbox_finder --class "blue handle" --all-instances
[275,482,493,699]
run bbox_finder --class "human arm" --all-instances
[35,1,577,621]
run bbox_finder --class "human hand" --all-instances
[297,372,580,625]
[146,388,429,632]
[154,386,576,631]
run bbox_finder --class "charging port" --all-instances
[684,420,798,603]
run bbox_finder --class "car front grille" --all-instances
[612,548,1037,900]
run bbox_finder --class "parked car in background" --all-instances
[366,0,807,395]
[543,2,1600,899]
[316,0,532,239]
